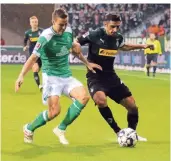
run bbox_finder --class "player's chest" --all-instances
[46,36,72,57]
[29,31,41,42]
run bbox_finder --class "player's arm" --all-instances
[23,31,29,51]
[118,36,154,51]
[157,41,162,55]
[76,31,93,45]
[71,41,102,73]
[15,36,46,92]
[119,44,154,51]
[15,54,38,92]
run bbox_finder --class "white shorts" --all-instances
[42,73,83,105]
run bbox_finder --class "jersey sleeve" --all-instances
[32,36,47,57]
[76,30,97,45]
[119,35,125,48]
[144,38,150,54]
[157,40,162,55]
[24,31,29,46]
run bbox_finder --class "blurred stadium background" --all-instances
[1,4,170,161]
[1,4,170,73]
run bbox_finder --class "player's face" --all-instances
[105,21,121,36]
[53,17,68,35]
[30,19,38,29]
[149,33,156,40]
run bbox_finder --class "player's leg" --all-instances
[109,83,147,141]
[151,54,158,77]
[24,95,61,143]
[146,54,152,76]
[23,75,63,143]
[88,79,121,134]
[53,77,89,144]
[58,86,89,130]
[32,58,42,90]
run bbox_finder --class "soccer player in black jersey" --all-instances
[24,16,43,91]
[77,13,154,141]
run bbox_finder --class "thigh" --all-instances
[108,83,132,104]
[152,54,158,63]
[36,58,42,68]
[69,86,88,103]
[32,62,39,72]
[42,76,63,105]
[87,77,108,99]
[48,95,60,111]
[120,96,136,110]
[146,54,152,65]
[63,77,83,98]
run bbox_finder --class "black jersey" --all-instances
[24,28,43,54]
[77,27,125,77]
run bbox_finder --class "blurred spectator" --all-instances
[0,37,5,46]
[147,25,160,35]
[58,4,169,37]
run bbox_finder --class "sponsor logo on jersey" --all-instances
[98,48,118,57]
[30,37,39,42]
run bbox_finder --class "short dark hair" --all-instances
[52,8,68,20]
[105,13,121,21]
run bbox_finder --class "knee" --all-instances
[77,94,90,105]
[94,95,107,107]
[124,97,138,112]
[127,98,138,113]
[48,104,61,120]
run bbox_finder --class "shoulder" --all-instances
[25,29,31,35]
[39,28,44,32]
[83,27,103,39]
[40,27,55,41]
[64,26,72,34]
[116,32,124,40]
[155,40,160,43]
[90,27,104,36]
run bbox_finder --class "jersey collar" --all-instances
[50,26,62,36]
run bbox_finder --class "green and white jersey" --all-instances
[33,26,73,77]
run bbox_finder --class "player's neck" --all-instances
[31,27,38,32]
[150,39,155,41]
[52,25,62,35]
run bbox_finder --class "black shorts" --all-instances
[36,58,42,68]
[87,74,132,104]
[146,54,158,64]
[29,50,42,68]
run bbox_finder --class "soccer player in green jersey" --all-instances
[23,16,43,91]
[15,8,102,145]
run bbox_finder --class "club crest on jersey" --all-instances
[98,48,118,57]
[56,46,69,57]
[35,42,41,50]
[116,39,119,47]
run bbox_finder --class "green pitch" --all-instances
[1,65,170,161]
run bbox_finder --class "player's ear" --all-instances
[103,21,107,26]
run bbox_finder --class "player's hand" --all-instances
[15,75,24,92]
[144,44,154,50]
[87,62,103,73]
[23,46,28,51]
